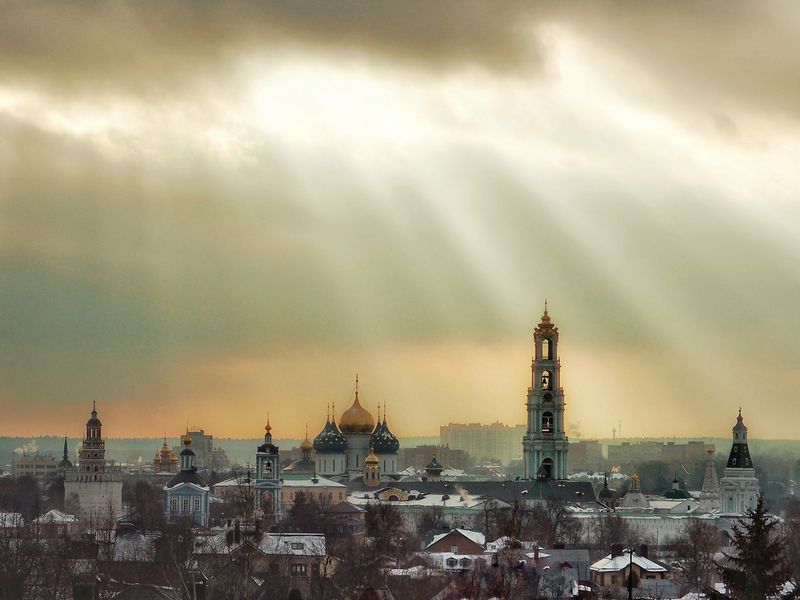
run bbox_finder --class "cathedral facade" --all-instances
[313,375,400,481]
[64,403,124,526]
[523,307,569,480]
[163,432,210,527]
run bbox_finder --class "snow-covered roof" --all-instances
[114,531,159,561]
[259,533,326,556]
[649,499,699,512]
[590,552,668,573]
[485,536,539,552]
[34,509,77,524]
[282,476,346,488]
[0,512,23,527]
[427,529,485,549]
[347,492,501,510]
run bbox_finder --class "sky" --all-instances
[1,1,800,440]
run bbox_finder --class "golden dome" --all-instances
[300,425,313,450]
[169,452,178,462]
[339,375,375,435]
[365,447,379,466]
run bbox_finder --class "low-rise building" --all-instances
[591,546,669,589]
[33,509,79,537]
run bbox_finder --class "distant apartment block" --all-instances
[607,440,712,468]
[568,440,604,473]
[439,422,526,465]
[173,429,230,471]
[399,444,468,470]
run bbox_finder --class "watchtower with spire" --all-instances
[720,409,760,514]
[523,304,569,480]
[64,402,123,525]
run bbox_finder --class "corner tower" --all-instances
[523,305,569,480]
[720,409,760,514]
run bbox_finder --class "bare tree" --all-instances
[783,497,800,586]
[531,497,581,547]
[155,520,202,600]
[0,518,41,600]
[671,520,722,593]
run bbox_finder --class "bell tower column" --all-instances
[523,303,569,480]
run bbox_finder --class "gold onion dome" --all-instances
[300,425,313,451]
[180,431,194,457]
[365,447,379,466]
[339,375,375,435]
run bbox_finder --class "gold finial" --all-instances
[377,401,381,422]
[332,401,336,423]
[544,298,548,315]
[265,412,272,434]
[305,423,308,440]
[355,373,360,403]
[183,431,192,446]
[383,402,387,424]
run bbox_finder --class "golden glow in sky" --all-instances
[1,2,800,439]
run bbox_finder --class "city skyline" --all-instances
[2,2,800,439]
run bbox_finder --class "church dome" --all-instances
[313,418,347,453]
[365,448,379,466]
[86,403,102,427]
[425,456,444,476]
[370,417,400,454]
[300,436,313,451]
[339,376,375,435]
[180,432,194,457]
[664,476,691,499]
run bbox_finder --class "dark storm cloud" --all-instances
[2,1,800,119]
[0,0,538,95]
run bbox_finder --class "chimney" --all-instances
[611,544,623,558]
[639,544,648,558]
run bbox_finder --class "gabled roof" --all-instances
[326,501,366,514]
[34,509,77,524]
[590,552,668,573]
[426,529,485,550]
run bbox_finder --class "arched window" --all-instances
[540,457,554,479]
[541,370,552,390]
[264,461,272,479]
[542,338,553,360]
[542,411,554,433]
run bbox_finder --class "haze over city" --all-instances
[2,1,800,440]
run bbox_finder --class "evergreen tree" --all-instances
[711,494,794,600]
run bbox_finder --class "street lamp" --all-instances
[625,546,634,600]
